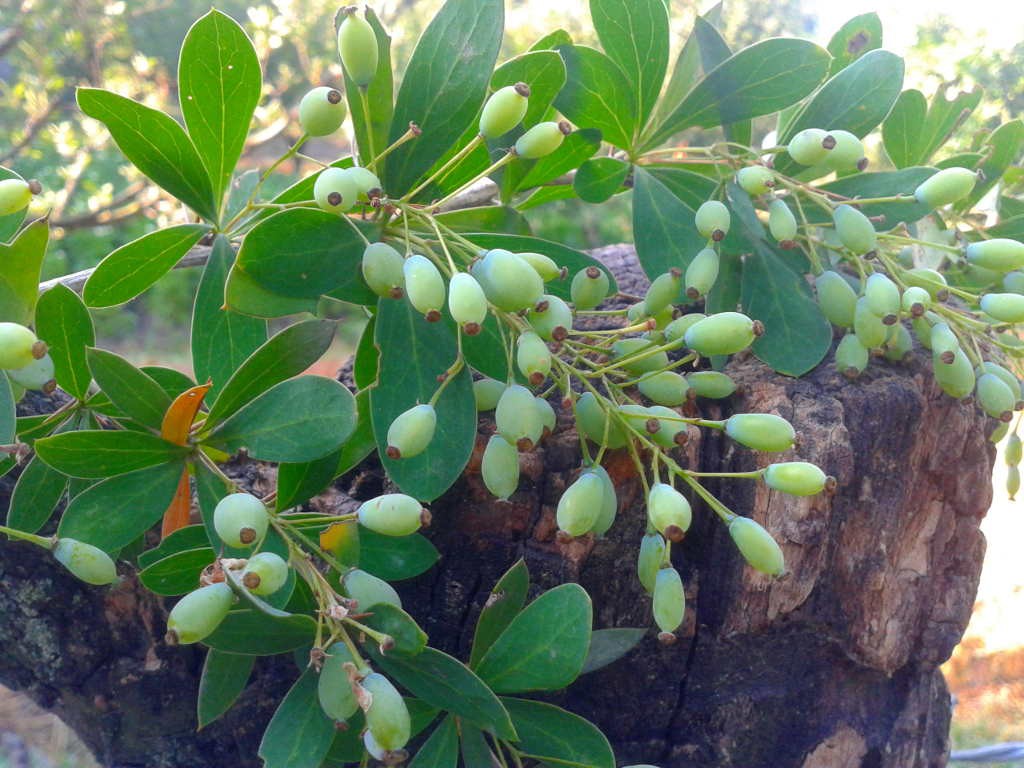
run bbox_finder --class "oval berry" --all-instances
[570,265,611,310]
[53,538,117,585]
[619,404,680,449]
[166,582,234,644]
[1007,433,1023,465]
[0,178,33,216]
[611,337,669,375]
[337,9,378,87]
[685,248,719,300]
[901,286,931,316]
[914,167,976,208]
[764,461,827,496]
[298,87,347,136]
[314,167,359,213]
[473,249,544,311]
[1004,271,1024,294]
[976,361,1021,401]
[981,293,1024,323]
[515,120,569,159]
[482,434,519,501]
[318,642,360,722]
[362,242,405,298]
[638,371,689,406]
[473,378,505,411]
[930,322,960,357]
[556,472,604,537]
[786,128,831,166]
[637,533,666,594]
[865,273,899,321]
[361,672,411,752]
[933,348,975,399]
[8,352,56,392]
[357,493,425,536]
[386,403,437,460]
[853,297,888,348]
[884,323,913,363]
[644,269,682,316]
[447,272,488,334]
[684,311,759,356]
[576,391,628,449]
[815,271,857,328]
[496,384,544,449]
[965,238,1024,273]
[903,267,948,298]
[479,83,529,139]
[587,465,617,537]
[977,373,1015,421]
[686,370,736,399]
[516,331,552,385]
[0,322,40,370]
[344,569,402,610]
[529,294,573,341]
[647,483,692,541]
[835,333,869,378]
[242,551,289,596]
[665,313,705,342]
[736,166,774,196]
[653,566,685,634]
[214,492,269,548]
[724,413,795,452]
[347,166,382,201]
[695,200,730,241]
[1009,466,1021,500]
[768,199,798,245]
[403,255,445,321]
[518,251,563,283]
[833,204,877,254]
[729,517,785,575]
[823,130,865,171]
[535,396,556,438]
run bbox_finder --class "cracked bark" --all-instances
[0,245,993,768]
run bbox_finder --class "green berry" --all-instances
[0,322,41,370]
[611,337,669,375]
[638,371,689,407]
[976,362,1021,402]
[386,403,437,459]
[518,251,563,282]
[665,313,706,342]
[933,347,975,399]
[517,331,552,385]
[448,272,488,334]
[479,83,530,139]
[361,673,411,752]
[357,493,426,536]
[823,130,865,171]
[587,465,617,537]
[695,200,730,241]
[736,166,775,196]
[242,552,289,596]
[347,166,383,201]
[647,483,692,541]
[901,286,931,316]
[1007,433,1022,465]
[815,271,858,328]
[977,373,1015,421]
[535,396,556,438]
[576,391,628,449]
[515,121,570,159]
[337,9,379,87]
[653,567,685,635]
[786,128,832,166]
[965,239,1024,273]
[529,294,573,341]
[166,583,234,645]
[883,323,913,362]
[472,249,544,311]
[363,731,388,761]
[854,297,888,348]
[685,248,719,300]
[686,370,736,399]
[318,642,360,722]
[903,268,948,298]
[914,167,976,208]
[1004,271,1024,294]
[0,178,34,216]
[619,404,681,449]
[981,293,1024,323]
[52,538,117,585]
[992,421,1010,444]
[214,492,269,548]
[684,311,760,356]
[930,322,960,357]
[482,434,519,500]
[570,265,610,310]
[556,472,604,537]
[865,273,899,322]
[1009,466,1021,500]
[344,568,402,610]
[835,333,869,378]
[728,517,785,575]
[362,242,405,299]
[496,384,544,449]
[637,533,666,594]
[314,167,359,213]
[473,378,505,411]
[764,462,827,496]
[724,413,795,452]
[833,204,877,254]
[403,255,446,321]
[644,269,683,316]
[8,352,55,392]
[768,199,798,246]
[298,87,347,136]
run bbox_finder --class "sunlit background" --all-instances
[1,0,1022,765]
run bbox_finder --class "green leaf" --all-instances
[225,169,260,222]
[86,347,172,431]
[554,44,636,150]
[360,603,428,657]
[883,89,928,169]
[206,609,318,655]
[337,318,379,477]
[515,128,602,191]
[235,208,374,301]
[475,583,592,693]
[137,524,210,568]
[0,218,48,325]
[460,727,497,766]
[692,16,751,147]
[645,38,830,148]
[178,10,261,208]
[76,88,217,221]
[204,376,357,463]
[57,461,186,551]
[826,12,883,75]
[138,547,215,596]
[500,698,615,768]
[83,225,209,308]
[435,206,531,236]
[461,314,512,383]
[224,266,319,319]
[372,647,517,740]
[142,366,197,400]
[573,157,630,203]
[580,627,646,674]
[384,0,504,195]
[35,430,188,478]
[408,715,458,768]
[470,559,530,668]
[649,21,701,136]
[34,284,95,400]
[590,0,669,125]
[517,184,577,211]
[5,455,67,535]
[198,650,255,729]
[815,167,937,226]
[916,89,983,167]
[360,529,440,582]
[961,120,1024,211]
[1,378,14,443]
[344,9,394,167]
[491,50,567,129]
[258,668,335,768]
[275,452,341,513]
[371,300,475,501]
[321,711,366,766]
[0,166,27,242]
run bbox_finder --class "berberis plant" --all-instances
[1,0,1021,765]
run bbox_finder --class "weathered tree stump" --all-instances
[0,246,993,768]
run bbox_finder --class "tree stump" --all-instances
[0,245,993,768]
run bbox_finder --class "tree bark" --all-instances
[0,245,993,768]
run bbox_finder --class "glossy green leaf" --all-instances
[198,650,255,729]
[35,430,188,478]
[0,381,14,443]
[371,300,475,501]
[360,603,428,656]
[0,166,27,242]
[206,609,317,655]
[137,524,210,568]
[460,727,496,766]
[320,711,366,766]
[516,184,578,211]
[461,314,512,383]
[178,10,261,208]
[937,152,984,171]
[408,715,458,768]
[142,366,197,400]
[573,157,630,203]
[138,547,215,596]
[915,89,983,167]
[76,88,217,220]
[372,647,517,740]
[57,461,186,551]
[436,206,531,236]
[384,0,504,195]
[515,128,602,192]
[275,452,341,513]
[554,44,636,150]
[258,668,335,768]
[86,347,172,431]
[5,455,67,534]
[224,266,318,319]
[83,225,208,308]
[34,284,95,400]
[0,218,48,326]
[961,120,1024,211]
[360,529,440,582]
[580,627,646,674]
[344,8,394,167]
[491,50,567,129]
[470,559,529,668]
[501,698,615,768]
[692,16,751,147]
[826,12,883,75]
[225,169,260,222]
[337,318,378,477]
[649,21,701,137]
[883,89,928,168]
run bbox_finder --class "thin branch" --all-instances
[39,246,212,294]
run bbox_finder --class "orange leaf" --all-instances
[160,466,193,539]
[320,519,360,565]
[161,382,212,446]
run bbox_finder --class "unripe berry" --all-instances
[166,582,234,644]
[965,239,1024,273]
[518,252,563,283]
[912,316,934,349]
[357,493,426,536]
[515,120,570,159]
[473,378,505,411]
[318,642,360,722]
[53,538,117,585]
[981,293,1024,324]
[619,404,680,449]
[901,286,931,316]
[611,337,669,375]
[298,87,347,136]
[402,255,445,321]
[0,323,41,370]
[587,465,617,537]
[976,362,1021,402]
[684,311,760,357]
[479,83,530,139]
[1004,271,1024,295]
[482,434,519,500]
[637,533,666,594]
[823,130,865,171]
[903,267,948,298]
[8,352,56,392]
[644,269,682,316]
[535,396,556,438]
[835,333,869,378]
[977,373,1015,421]
[362,242,405,298]
[638,371,689,406]
[556,472,604,537]
[736,166,775,196]
[768,199,798,246]
[724,413,795,452]
[647,483,692,541]
[933,347,975,399]
[883,323,913,362]
[653,566,685,635]
[576,391,628,449]
[665,313,705,342]
[914,167,976,208]
[815,271,858,328]
[337,9,379,87]
[629,302,673,331]
[1007,433,1023,466]
[930,322,960,358]
[362,731,389,762]
[686,370,736,399]
[833,204,877,254]
[242,552,289,596]
[570,266,610,310]
[347,166,383,201]
[728,517,785,575]
[386,403,437,459]
[685,248,719,300]
[314,167,359,213]
[865,273,900,322]
[0,178,33,216]
[992,421,1010,444]
[1009,466,1021,500]
[516,331,552,385]
[344,568,402,610]
[472,249,544,311]
[496,384,544,449]
[443,272,486,335]
[764,461,827,496]
[213,493,269,548]
[695,200,730,241]
[361,673,411,752]
[854,297,888,348]
[529,294,573,341]
[786,128,832,166]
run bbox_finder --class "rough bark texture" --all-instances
[0,245,994,768]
